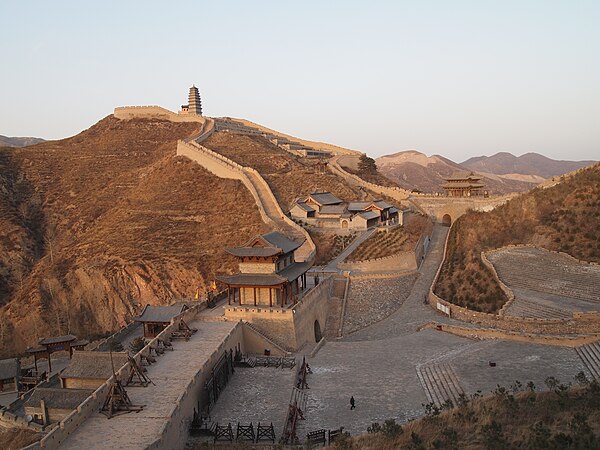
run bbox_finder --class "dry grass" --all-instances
[333,379,600,450]
[348,214,432,262]
[435,163,600,313]
[309,231,357,265]
[0,117,265,357]
[203,132,363,207]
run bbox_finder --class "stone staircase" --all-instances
[417,363,465,407]
[243,321,293,354]
[575,341,600,380]
[488,247,600,304]
[505,297,573,320]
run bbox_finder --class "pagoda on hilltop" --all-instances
[180,85,202,115]
[441,171,485,197]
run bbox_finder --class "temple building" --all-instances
[134,303,189,338]
[60,352,129,389]
[24,388,93,425]
[441,171,485,197]
[180,85,202,115]
[289,191,403,230]
[217,231,313,307]
[26,334,89,374]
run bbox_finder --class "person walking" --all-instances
[350,396,355,410]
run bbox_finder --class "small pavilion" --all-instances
[26,335,89,374]
[441,171,485,197]
[134,303,189,338]
[0,358,20,392]
[217,231,313,307]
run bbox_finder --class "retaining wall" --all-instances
[144,322,244,450]
[114,106,205,123]
[428,224,600,337]
[224,276,334,351]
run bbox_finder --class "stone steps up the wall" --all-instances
[488,248,600,303]
[243,321,293,354]
[575,342,600,380]
[505,297,573,320]
[417,363,465,408]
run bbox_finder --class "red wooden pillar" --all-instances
[228,287,231,305]
[253,287,257,306]
[269,288,273,307]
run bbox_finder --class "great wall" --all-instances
[4,98,598,449]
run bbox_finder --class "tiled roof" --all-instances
[294,202,315,212]
[217,273,287,286]
[306,192,343,206]
[357,211,380,220]
[61,352,130,380]
[24,388,94,411]
[226,247,281,257]
[261,231,303,254]
[135,304,188,323]
[39,335,77,346]
[445,171,482,181]
[0,358,20,380]
[319,205,347,214]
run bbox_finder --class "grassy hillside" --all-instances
[339,377,600,450]
[203,132,364,207]
[0,117,264,357]
[435,163,600,313]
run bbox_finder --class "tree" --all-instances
[358,154,378,175]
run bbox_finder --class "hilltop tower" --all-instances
[188,85,202,115]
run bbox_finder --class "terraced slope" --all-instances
[0,117,264,357]
[435,163,600,313]
[202,132,363,208]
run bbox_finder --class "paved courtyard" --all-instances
[201,366,297,443]
[195,225,595,441]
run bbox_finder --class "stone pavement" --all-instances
[303,329,587,436]
[173,223,595,442]
[61,321,237,450]
[201,366,297,443]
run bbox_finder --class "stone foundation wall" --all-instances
[114,106,205,123]
[428,224,600,336]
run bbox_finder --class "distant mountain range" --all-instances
[461,152,595,179]
[376,151,595,194]
[0,135,45,147]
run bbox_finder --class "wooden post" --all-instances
[253,288,257,306]
[269,288,273,307]
[228,287,231,305]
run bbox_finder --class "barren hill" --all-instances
[0,117,264,357]
[435,163,600,313]
[462,152,595,179]
[202,131,365,208]
[376,150,536,194]
[0,135,45,147]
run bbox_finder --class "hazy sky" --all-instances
[1,1,598,161]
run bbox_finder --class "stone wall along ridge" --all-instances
[176,134,316,262]
[113,105,206,123]
[328,155,410,202]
